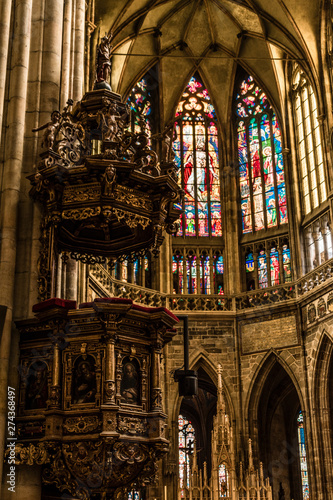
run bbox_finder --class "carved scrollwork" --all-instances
[63,415,101,434]
[14,442,50,466]
[117,416,148,436]
[113,208,150,229]
[62,207,101,220]
[63,183,101,204]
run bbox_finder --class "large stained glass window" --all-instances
[179,414,195,493]
[235,75,288,234]
[173,75,222,237]
[297,411,310,500]
[292,64,326,215]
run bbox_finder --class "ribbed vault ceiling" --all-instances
[95,0,322,125]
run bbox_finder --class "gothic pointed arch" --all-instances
[172,72,224,296]
[312,331,333,492]
[246,351,308,499]
[234,71,288,234]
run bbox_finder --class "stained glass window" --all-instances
[235,75,288,233]
[258,250,268,288]
[179,414,195,493]
[128,491,141,500]
[245,250,255,290]
[297,411,310,500]
[218,464,229,498]
[173,250,223,294]
[173,75,222,237]
[270,247,280,286]
[283,244,292,282]
[292,64,326,215]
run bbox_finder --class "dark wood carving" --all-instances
[15,297,178,499]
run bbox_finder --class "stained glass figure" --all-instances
[173,75,222,237]
[281,244,291,283]
[270,247,280,286]
[297,411,310,500]
[179,414,195,493]
[245,251,255,290]
[235,74,288,233]
[292,64,326,215]
[127,71,157,140]
[218,464,229,498]
[258,250,268,288]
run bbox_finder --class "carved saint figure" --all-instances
[95,33,113,89]
[73,359,97,404]
[26,363,48,410]
[32,110,61,149]
[102,165,116,196]
[100,103,119,141]
[120,361,139,404]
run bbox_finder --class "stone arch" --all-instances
[246,350,306,500]
[312,330,333,496]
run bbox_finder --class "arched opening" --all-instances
[248,356,307,500]
[178,366,222,496]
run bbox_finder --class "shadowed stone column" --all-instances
[0,0,33,486]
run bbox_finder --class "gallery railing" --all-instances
[89,257,333,312]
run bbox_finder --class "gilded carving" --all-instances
[62,207,101,220]
[117,416,147,435]
[113,208,150,229]
[63,416,101,434]
[63,183,101,204]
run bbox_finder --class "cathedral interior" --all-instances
[1,0,333,499]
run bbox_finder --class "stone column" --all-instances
[303,227,313,272]
[0,0,13,146]
[312,224,321,268]
[0,0,33,486]
[73,0,85,102]
[320,216,330,262]
[60,0,73,109]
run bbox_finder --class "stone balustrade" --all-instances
[89,258,333,312]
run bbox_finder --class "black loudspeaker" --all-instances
[174,369,198,397]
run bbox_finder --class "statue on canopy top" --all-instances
[94,32,113,91]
